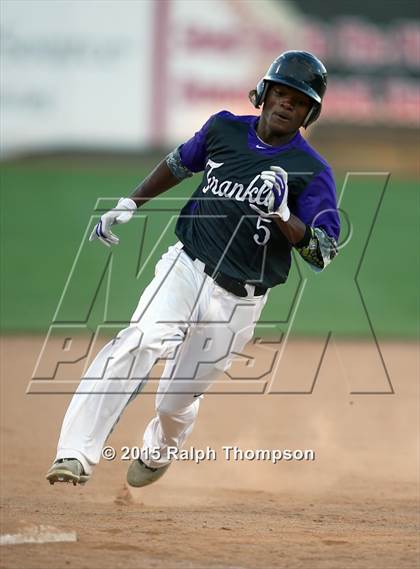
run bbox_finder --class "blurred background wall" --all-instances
[2,0,419,170]
[1,0,419,339]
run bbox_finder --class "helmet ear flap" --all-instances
[302,104,321,128]
[250,80,269,108]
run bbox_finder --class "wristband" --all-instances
[279,206,291,222]
[295,224,312,248]
[117,197,137,211]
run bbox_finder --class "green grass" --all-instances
[1,159,418,339]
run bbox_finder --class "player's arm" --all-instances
[90,112,217,248]
[89,113,215,247]
[129,147,193,207]
[272,214,306,245]
[270,205,339,272]
[291,167,340,271]
[89,153,188,247]
[264,204,338,272]
[287,169,340,270]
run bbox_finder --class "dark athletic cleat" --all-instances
[46,458,90,486]
[127,458,170,488]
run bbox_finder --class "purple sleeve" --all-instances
[178,116,215,173]
[294,168,340,241]
[179,111,235,173]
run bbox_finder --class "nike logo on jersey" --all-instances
[256,144,266,149]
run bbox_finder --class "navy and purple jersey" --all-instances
[166,110,340,288]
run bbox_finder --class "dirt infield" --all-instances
[1,336,419,569]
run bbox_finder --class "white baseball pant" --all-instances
[55,242,268,473]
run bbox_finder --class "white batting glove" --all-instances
[89,197,137,247]
[250,166,290,222]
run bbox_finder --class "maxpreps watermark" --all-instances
[101,445,316,464]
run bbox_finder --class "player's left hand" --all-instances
[251,166,290,222]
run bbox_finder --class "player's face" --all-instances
[261,83,312,138]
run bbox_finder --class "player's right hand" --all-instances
[89,197,137,247]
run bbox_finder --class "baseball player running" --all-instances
[47,51,340,488]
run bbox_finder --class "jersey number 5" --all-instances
[253,217,272,246]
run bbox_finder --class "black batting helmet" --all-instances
[250,51,328,127]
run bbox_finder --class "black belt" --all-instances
[181,245,267,298]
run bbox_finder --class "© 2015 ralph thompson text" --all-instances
[114,445,316,464]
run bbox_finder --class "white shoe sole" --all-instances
[46,467,90,486]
